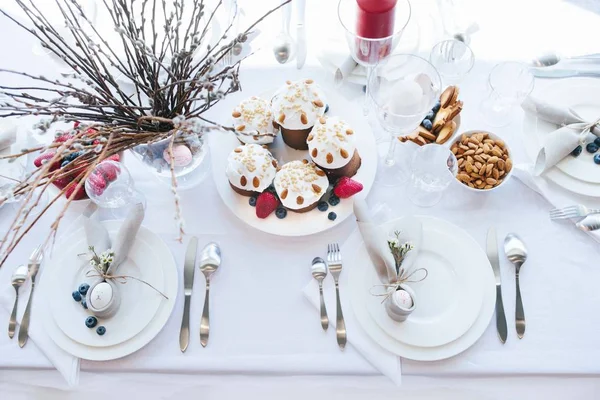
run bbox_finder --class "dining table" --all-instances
[1,0,600,398]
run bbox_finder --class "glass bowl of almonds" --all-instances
[451,130,513,191]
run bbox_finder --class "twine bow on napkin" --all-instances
[522,96,600,174]
[369,268,428,303]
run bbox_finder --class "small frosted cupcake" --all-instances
[307,116,361,180]
[271,79,327,150]
[274,160,329,213]
[226,144,278,196]
[232,96,277,146]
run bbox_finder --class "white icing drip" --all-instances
[232,96,277,145]
[274,160,329,210]
[226,144,277,193]
[271,80,327,130]
[308,116,357,170]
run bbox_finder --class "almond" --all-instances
[505,158,513,172]
[497,159,505,170]
[234,147,242,153]
[300,112,308,125]
[312,99,324,108]
[302,159,309,164]
[278,114,285,124]
[468,142,478,150]
[232,111,241,118]
[474,155,485,163]
[305,79,314,84]
[486,178,497,185]
[465,161,473,173]
[252,177,260,188]
[326,153,334,164]
[484,184,493,189]
[346,128,354,135]
[307,134,314,141]
[316,169,326,177]
[286,80,292,84]
[457,173,471,182]
[492,168,500,180]
[297,196,304,205]
[236,125,246,131]
[491,148,503,157]
[312,148,318,158]
[486,163,494,176]
[487,156,499,164]
[280,189,288,199]
[272,160,278,168]
[340,148,349,158]
[469,136,480,145]
[483,143,492,153]
[495,139,505,148]
[464,149,475,156]
[240,176,247,186]
[474,161,483,170]
[312,184,322,194]
[475,148,484,155]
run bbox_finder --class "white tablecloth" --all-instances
[2,0,600,398]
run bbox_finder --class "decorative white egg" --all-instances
[89,282,113,310]
[163,144,193,167]
[388,79,423,115]
[393,289,413,309]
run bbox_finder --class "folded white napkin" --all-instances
[0,120,17,153]
[522,96,600,174]
[302,230,402,385]
[513,164,600,243]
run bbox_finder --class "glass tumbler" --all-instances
[480,62,534,127]
[408,144,458,207]
[85,161,145,210]
[429,39,475,85]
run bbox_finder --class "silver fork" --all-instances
[327,243,347,349]
[549,205,600,220]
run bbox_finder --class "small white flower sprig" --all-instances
[387,230,414,278]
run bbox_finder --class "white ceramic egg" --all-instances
[163,144,193,167]
[388,79,423,115]
[393,289,414,309]
[89,282,113,310]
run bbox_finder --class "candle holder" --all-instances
[337,0,411,116]
[368,54,441,187]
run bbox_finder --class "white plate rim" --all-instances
[41,221,178,361]
[209,84,378,237]
[348,216,496,361]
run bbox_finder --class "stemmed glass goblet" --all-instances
[337,0,412,116]
[368,54,442,187]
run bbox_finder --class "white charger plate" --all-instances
[40,221,178,361]
[210,84,377,236]
[348,216,496,361]
[365,226,484,348]
[47,226,165,348]
[523,78,600,196]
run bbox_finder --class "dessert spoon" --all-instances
[504,233,528,339]
[199,242,221,347]
[272,0,294,63]
[311,257,329,331]
[8,265,28,338]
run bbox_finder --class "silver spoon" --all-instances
[311,257,329,331]
[531,52,600,67]
[272,0,294,63]
[8,265,28,339]
[504,233,528,339]
[198,242,221,347]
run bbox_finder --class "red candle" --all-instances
[356,0,397,39]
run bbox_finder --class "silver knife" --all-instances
[179,236,198,352]
[531,68,600,79]
[18,245,43,348]
[486,228,507,344]
[296,0,306,69]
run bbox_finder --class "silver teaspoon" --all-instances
[8,265,28,338]
[272,0,294,63]
[504,233,528,339]
[311,257,329,331]
[198,242,221,347]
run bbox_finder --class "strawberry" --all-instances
[73,121,80,129]
[333,177,363,199]
[255,191,279,219]
[33,152,59,171]
[52,176,72,189]
[54,133,74,143]
[97,161,120,182]
[105,154,120,162]
[65,182,87,200]
[87,171,107,196]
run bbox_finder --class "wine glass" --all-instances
[337,0,412,116]
[368,54,442,186]
[429,39,475,85]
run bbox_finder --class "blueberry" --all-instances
[362,85,367,93]
[324,104,330,114]
[72,290,82,302]
[96,326,106,336]
[586,143,599,153]
[432,100,441,113]
[328,195,340,206]
[425,110,435,120]
[595,137,600,147]
[571,145,583,157]
[61,160,70,168]
[275,207,287,219]
[85,316,98,328]
[421,119,433,131]
[317,201,329,212]
[81,298,88,309]
[328,212,337,221]
[249,196,257,207]
[594,154,600,165]
[78,283,90,295]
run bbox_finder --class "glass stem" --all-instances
[384,138,398,167]
[363,65,374,116]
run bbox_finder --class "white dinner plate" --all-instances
[522,78,600,196]
[348,216,496,361]
[41,221,178,361]
[364,225,484,348]
[47,226,165,348]
[210,84,378,236]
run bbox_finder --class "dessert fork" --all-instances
[549,205,600,220]
[327,243,346,349]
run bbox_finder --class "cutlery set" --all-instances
[7,246,43,347]
[311,243,347,349]
[179,237,222,352]
[550,205,600,232]
[487,228,528,343]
